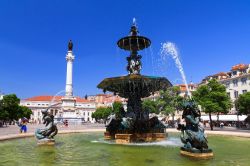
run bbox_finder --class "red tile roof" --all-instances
[176,84,197,91]
[214,72,228,76]
[25,96,92,103]
[232,64,248,71]
[75,97,92,103]
[25,96,63,102]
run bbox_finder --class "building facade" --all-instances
[95,94,126,107]
[177,83,198,97]
[201,64,250,114]
[20,96,95,123]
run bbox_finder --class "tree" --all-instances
[142,99,158,114]
[1,94,20,121]
[92,102,125,122]
[0,100,9,126]
[112,101,124,118]
[156,86,184,120]
[235,92,250,115]
[192,79,232,130]
[0,94,32,125]
[18,106,32,119]
[92,107,112,123]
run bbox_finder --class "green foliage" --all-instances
[18,106,32,119]
[192,79,232,114]
[92,101,125,122]
[1,94,20,121]
[192,79,232,130]
[142,99,158,114]
[235,92,250,115]
[156,86,184,116]
[92,107,112,122]
[0,100,9,121]
[112,101,124,118]
[0,94,32,121]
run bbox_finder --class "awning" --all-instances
[200,115,247,121]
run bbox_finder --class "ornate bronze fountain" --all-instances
[98,20,172,143]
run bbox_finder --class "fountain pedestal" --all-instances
[180,147,213,159]
[115,134,133,144]
[37,139,55,145]
[105,132,167,144]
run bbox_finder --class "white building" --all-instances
[91,94,126,108]
[21,96,95,123]
[201,64,250,114]
[176,83,198,97]
[20,41,96,123]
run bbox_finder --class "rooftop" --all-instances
[24,96,92,103]
[201,63,250,83]
[231,64,248,71]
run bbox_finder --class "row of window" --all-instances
[225,77,248,88]
[231,69,248,76]
[227,90,248,99]
[26,103,93,107]
[36,110,92,117]
[26,103,49,106]
[76,104,92,107]
[83,112,91,116]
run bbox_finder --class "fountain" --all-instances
[35,109,58,145]
[97,19,172,143]
[177,100,214,158]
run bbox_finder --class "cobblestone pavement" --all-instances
[0,123,249,137]
[0,123,105,136]
[204,126,250,133]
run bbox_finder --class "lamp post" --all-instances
[229,88,240,128]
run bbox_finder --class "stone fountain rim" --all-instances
[97,74,173,88]
[1,129,250,142]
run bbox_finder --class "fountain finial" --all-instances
[133,17,137,27]
[130,18,139,36]
[68,40,73,51]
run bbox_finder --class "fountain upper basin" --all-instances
[117,36,151,51]
[97,74,172,98]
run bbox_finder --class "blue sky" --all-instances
[1,0,250,99]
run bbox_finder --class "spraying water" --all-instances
[49,89,65,106]
[160,42,191,97]
[92,136,182,147]
[133,17,137,26]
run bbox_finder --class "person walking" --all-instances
[17,118,28,133]
[21,118,28,133]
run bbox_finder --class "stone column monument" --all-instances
[62,40,76,109]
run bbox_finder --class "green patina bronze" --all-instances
[177,100,213,155]
[97,20,172,138]
[35,109,58,144]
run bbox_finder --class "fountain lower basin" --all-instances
[0,133,250,165]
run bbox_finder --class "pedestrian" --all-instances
[22,117,28,133]
[18,118,28,133]
[220,122,224,128]
[64,119,68,127]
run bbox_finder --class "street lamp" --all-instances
[228,88,240,128]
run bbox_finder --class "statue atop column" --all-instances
[68,40,73,51]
